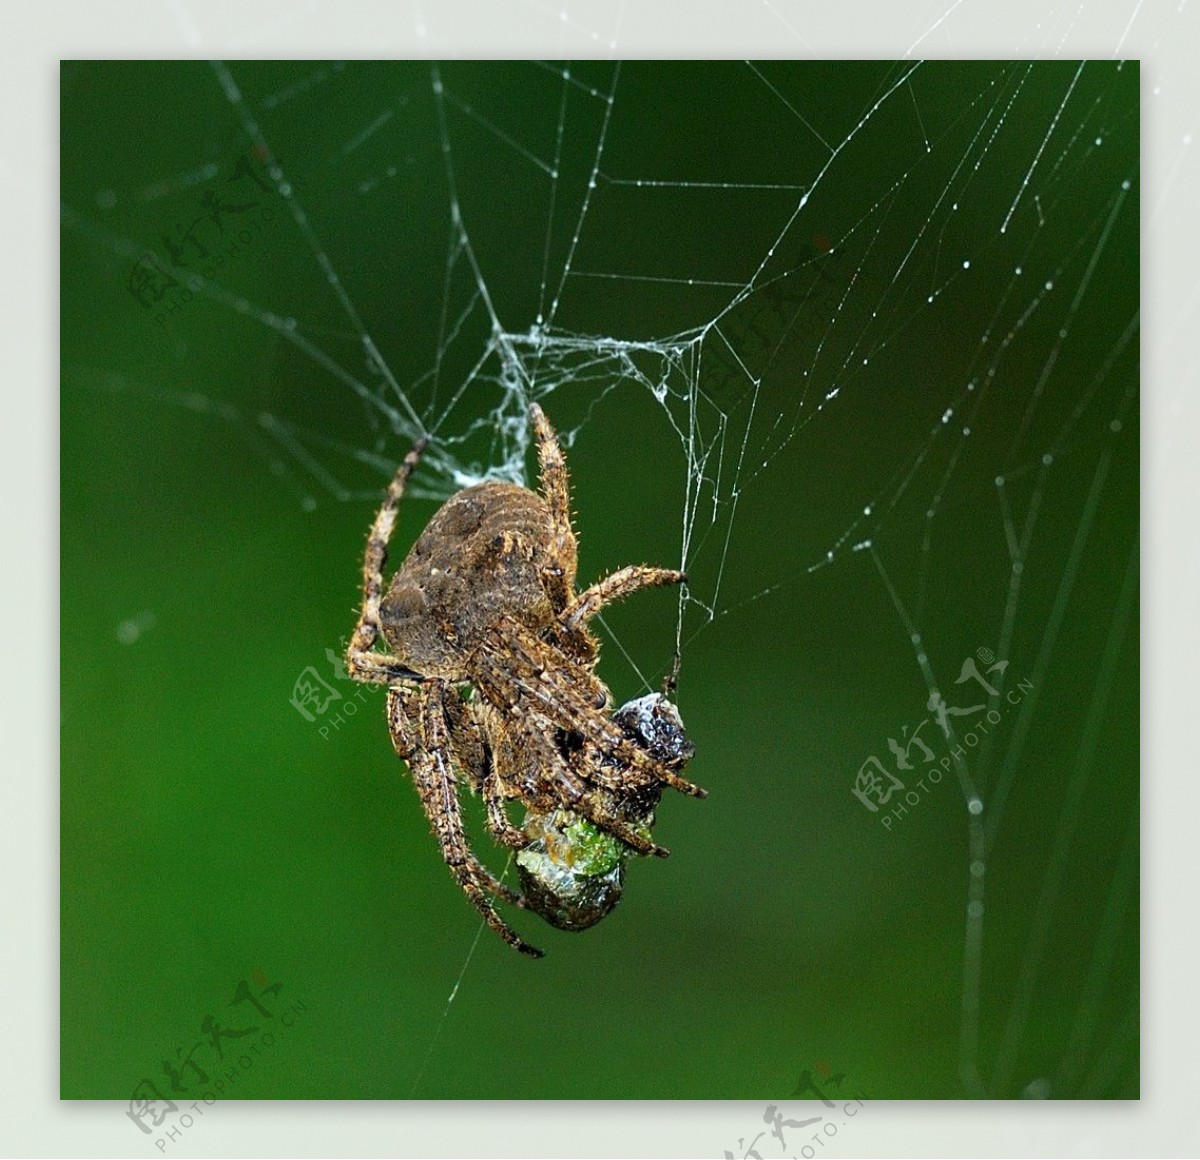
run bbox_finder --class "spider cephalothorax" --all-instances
[346,403,705,957]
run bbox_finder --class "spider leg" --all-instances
[529,402,576,610]
[346,437,427,683]
[483,768,528,849]
[471,696,656,853]
[389,685,526,907]
[529,402,572,548]
[483,621,707,800]
[503,712,671,857]
[467,701,534,850]
[564,565,687,632]
[474,623,706,822]
[347,654,423,684]
[387,685,541,956]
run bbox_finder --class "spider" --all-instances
[345,403,706,957]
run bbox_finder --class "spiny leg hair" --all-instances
[387,684,542,957]
[346,436,428,683]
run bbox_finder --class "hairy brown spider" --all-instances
[346,403,706,957]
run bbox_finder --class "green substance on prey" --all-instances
[516,808,644,931]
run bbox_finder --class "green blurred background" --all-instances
[61,61,1137,1102]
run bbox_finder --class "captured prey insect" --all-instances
[345,403,705,956]
[516,692,696,932]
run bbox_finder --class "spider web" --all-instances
[61,57,1139,1102]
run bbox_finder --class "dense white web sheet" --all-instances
[63,57,1139,1098]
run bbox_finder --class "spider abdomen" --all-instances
[379,480,566,679]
